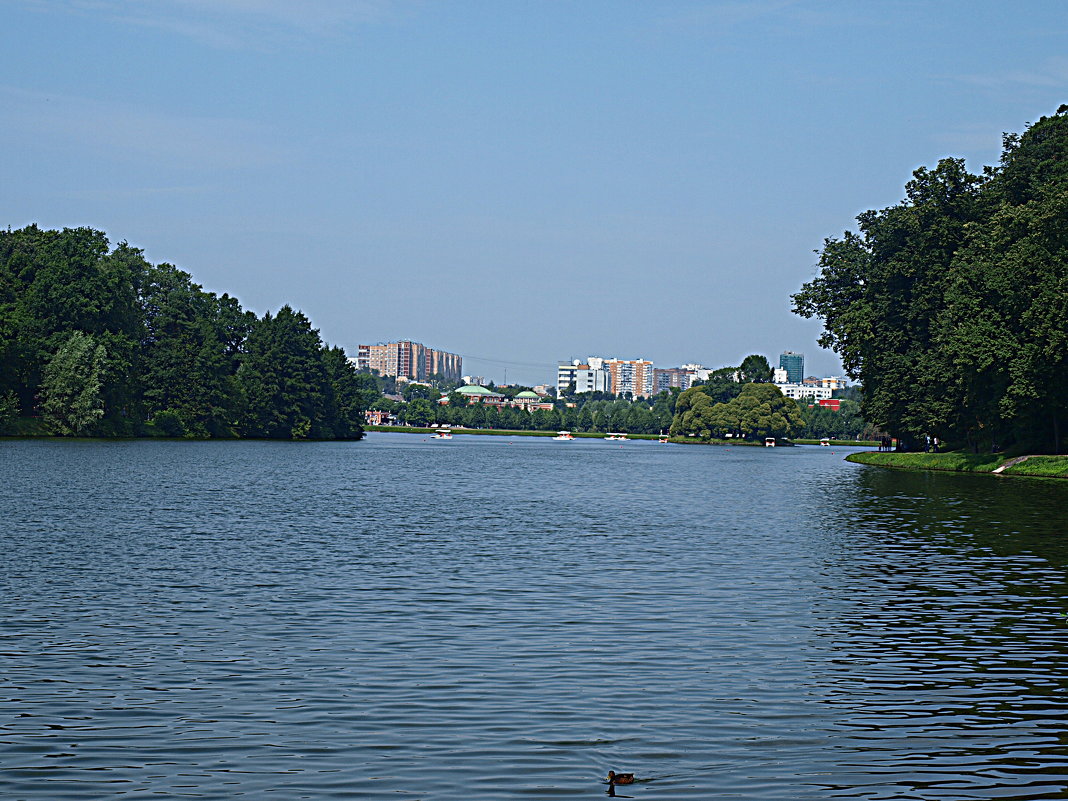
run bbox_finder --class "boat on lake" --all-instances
[553,431,574,441]
[432,428,453,440]
[605,432,628,441]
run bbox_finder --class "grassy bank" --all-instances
[998,455,1068,477]
[846,450,1068,478]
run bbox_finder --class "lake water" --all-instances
[2,434,1068,800]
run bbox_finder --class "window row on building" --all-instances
[557,357,714,398]
[356,341,462,382]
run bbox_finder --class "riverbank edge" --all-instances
[367,426,879,448]
[846,451,1068,479]
[367,425,661,440]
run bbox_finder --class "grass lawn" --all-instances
[1001,455,1068,477]
[846,450,1068,478]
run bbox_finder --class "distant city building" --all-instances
[779,351,804,384]
[364,409,397,426]
[447,385,553,411]
[453,385,505,404]
[680,364,712,382]
[802,375,848,389]
[773,367,789,384]
[428,349,462,381]
[604,358,655,397]
[557,359,612,395]
[775,383,832,401]
[654,367,697,392]
[357,341,462,382]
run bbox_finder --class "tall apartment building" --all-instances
[557,360,612,395]
[779,351,804,384]
[357,341,462,382]
[653,367,697,393]
[605,359,655,398]
[428,349,463,381]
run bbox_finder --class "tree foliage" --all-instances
[793,107,1068,453]
[0,225,365,440]
[670,383,802,441]
[40,331,107,435]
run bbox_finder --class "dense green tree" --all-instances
[139,263,239,437]
[402,382,434,401]
[40,331,107,435]
[467,403,486,429]
[671,383,802,441]
[738,354,773,383]
[321,346,367,439]
[0,225,365,441]
[0,390,18,430]
[697,369,744,404]
[404,397,435,427]
[0,226,141,425]
[793,107,1068,452]
[236,306,333,439]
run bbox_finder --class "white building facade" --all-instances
[557,360,612,394]
[775,383,833,401]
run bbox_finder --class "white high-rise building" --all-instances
[557,359,611,395]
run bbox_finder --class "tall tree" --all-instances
[321,346,367,440]
[738,354,773,383]
[236,306,332,439]
[794,107,1068,452]
[793,160,988,448]
[40,331,107,435]
[139,263,239,436]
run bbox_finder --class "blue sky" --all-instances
[4,1,1066,384]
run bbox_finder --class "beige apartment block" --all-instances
[357,341,462,382]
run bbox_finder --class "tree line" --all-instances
[377,389,679,434]
[369,353,871,441]
[0,225,372,439]
[793,106,1068,453]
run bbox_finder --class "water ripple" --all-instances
[1,436,1067,799]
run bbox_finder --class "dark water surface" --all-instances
[2,434,1068,800]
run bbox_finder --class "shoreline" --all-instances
[368,426,878,447]
[846,451,1068,479]
[366,425,660,439]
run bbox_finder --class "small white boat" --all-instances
[765,437,776,447]
[605,432,628,441]
[658,434,669,443]
[819,437,830,447]
[433,428,453,440]
[553,431,574,441]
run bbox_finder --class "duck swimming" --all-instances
[606,771,635,785]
